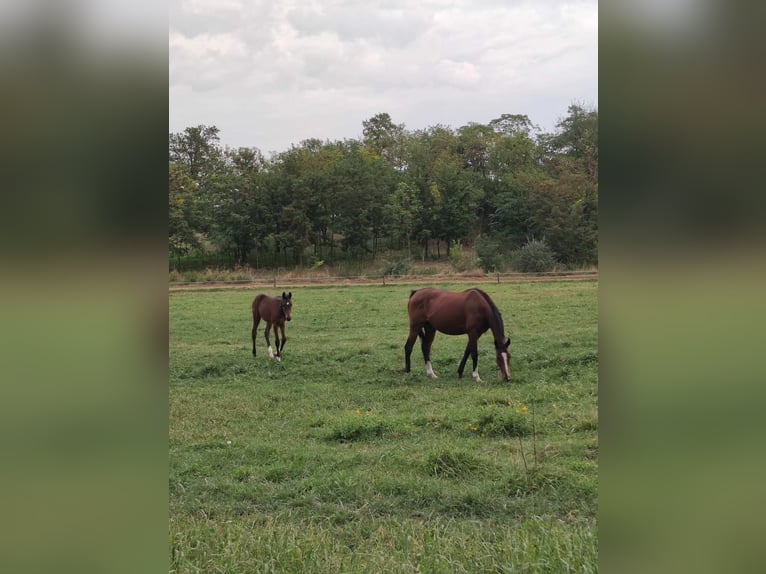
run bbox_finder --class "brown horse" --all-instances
[405,288,511,382]
[252,291,292,361]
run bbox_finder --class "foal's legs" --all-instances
[421,324,438,378]
[276,323,287,359]
[264,323,275,358]
[273,322,286,362]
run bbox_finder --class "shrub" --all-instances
[448,240,475,272]
[381,258,411,276]
[475,236,506,273]
[511,238,557,273]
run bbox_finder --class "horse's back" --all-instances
[408,288,465,333]
[252,294,276,321]
[409,288,493,335]
[252,293,265,312]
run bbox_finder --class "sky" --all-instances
[170,0,597,155]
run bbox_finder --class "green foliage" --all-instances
[475,235,506,272]
[511,238,558,273]
[381,257,411,276]
[169,104,597,270]
[448,240,475,272]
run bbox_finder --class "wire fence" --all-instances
[168,270,598,289]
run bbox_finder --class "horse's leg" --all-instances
[274,327,280,359]
[277,323,287,360]
[457,341,471,378]
[264,323,274,359]
[252,314,261,357]
[422,324,438,378]
[404,325,421,373]
[469,334,481,382]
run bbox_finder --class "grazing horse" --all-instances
[405,288,511,382]
[252,291,292,361]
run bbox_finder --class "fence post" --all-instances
[273,275,276,288]
[496,272,500,284]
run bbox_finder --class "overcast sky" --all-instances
[170,0,597,155]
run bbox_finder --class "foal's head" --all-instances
[495,337,511,381]
[280,291,293,321]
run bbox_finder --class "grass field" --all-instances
[169,280,598,573]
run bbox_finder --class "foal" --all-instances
[252,291,292,361]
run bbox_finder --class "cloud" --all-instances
[169,0,598,152]
[434,59,481,89]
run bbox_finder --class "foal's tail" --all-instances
[409,289,418,299]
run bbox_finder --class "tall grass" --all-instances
[170,280,598,572]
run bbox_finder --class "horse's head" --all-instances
[495,337,511,381]
[281,291,293,321]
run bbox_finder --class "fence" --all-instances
[168,270,597,289]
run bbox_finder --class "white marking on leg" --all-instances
[268,346,274,359]
[426,361,438,378]
[276,356,281,362]
[501,352,509,379]
[472,369,482,383]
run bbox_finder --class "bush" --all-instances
[382,258,411,276]
[448,240,475,272]
[511,238,557,273]
[475,236,506,273]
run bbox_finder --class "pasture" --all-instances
[169,280,598,573]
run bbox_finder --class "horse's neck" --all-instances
[487,314,504,346]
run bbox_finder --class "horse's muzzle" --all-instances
[286,317,292,321]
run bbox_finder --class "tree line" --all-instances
[169,104,597,271]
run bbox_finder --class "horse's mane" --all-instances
[472,288,505,338]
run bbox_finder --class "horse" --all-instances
[404,288,511,382]
[252,291,292,361]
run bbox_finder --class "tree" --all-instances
[169,163,202,263]
[489,113,539,138]
[169,125,222,181]
[387,181,422,255]
[362,112,406,169]
[457,122,496,176]
[544,103,598,184]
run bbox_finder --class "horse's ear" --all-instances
[282,291,287,298]
[288,292,292,299]
[505,337,511,349]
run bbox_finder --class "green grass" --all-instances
[170,280,598,573]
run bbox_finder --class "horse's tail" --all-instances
[409,289,418,299]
